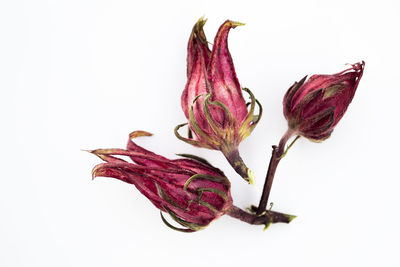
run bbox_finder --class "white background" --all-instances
[1,0,399,266]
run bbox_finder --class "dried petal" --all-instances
[208,20,247,124]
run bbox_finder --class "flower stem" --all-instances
[226,205,295,225]
[223,148,253,184]
[256,129,295,216]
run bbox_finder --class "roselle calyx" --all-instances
[283,61,365,141]
[176,18,262,184]
[89,131,296,231]
[256,61,365,215]
[89,131,233,232]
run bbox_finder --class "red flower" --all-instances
[283,61,365,141]
[89,131,232,232]
[176,18,262,183]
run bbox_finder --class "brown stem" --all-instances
[256,129,295,215]
[226,205,295,225]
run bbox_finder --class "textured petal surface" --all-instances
[181,18,212,134]
[208,20,248,125]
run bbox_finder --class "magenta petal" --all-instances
[181,19,212,133]
[186,18,211,79]
[208,20,248,124]
[126,131,174,168]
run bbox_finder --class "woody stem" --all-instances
[256,129,295,216]
[226,205,294,225]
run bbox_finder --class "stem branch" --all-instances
[256,129,296,215]
[226,205,295,225]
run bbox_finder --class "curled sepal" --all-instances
[174,123,213,149]
[183,174,231,191]
[197,200,218,213]
[239,87,263,141]
[239,88,256,132]
[207,98,234,125]
[252,99,263,125]
[160,211,196,233]
[204,95,236,141]
[196,187,228,201]
[189,96,221,147]
[155,182,185,210]
[203,94,225,136]
[163,206,205,231]
[183,173,230,213]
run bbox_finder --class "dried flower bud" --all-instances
[176,18,262,183]
[283,61,365,141]
[89,131,232,232]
